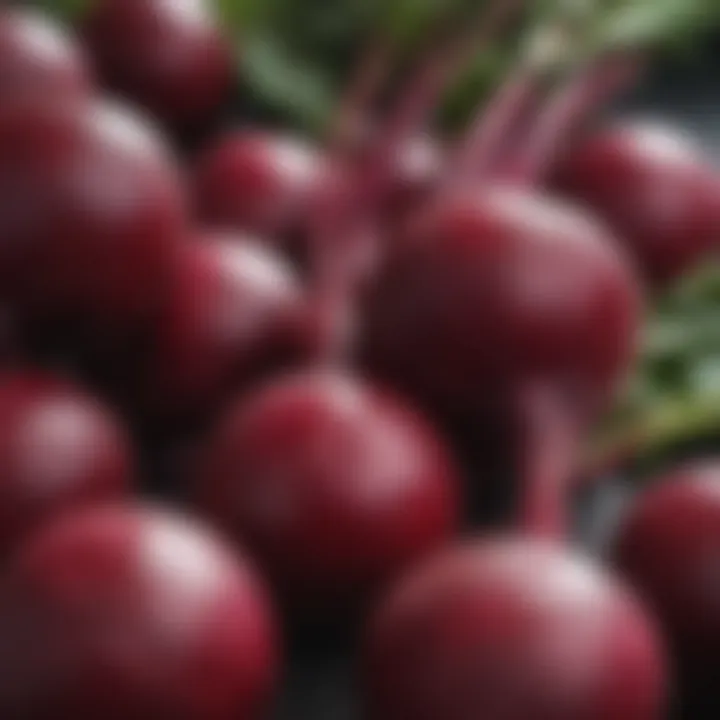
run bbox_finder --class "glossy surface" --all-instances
[0,99,186,345]
[195,131,322,242]
[135,232,312,425]
[363,186,640,420]
[0,505,279,719]
[613,463,720,675]
[82,0,233,128]
[196,370,460,614]
[364,538,666,720]
[0,371,132,557]
[0,8,89,104]
[553,122,720,285]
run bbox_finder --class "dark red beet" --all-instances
[82,0,234,129]
[0,371,132,557]
[364,538,667,720]
[613,462,720,675]
[195,131,322,242]
[0,8,89,104]
[134,232,312,425]
[0,504,279,720]
[0,98,186,346]
[363,186,640,421]
[195,370,460,614]
[553,122,720,286]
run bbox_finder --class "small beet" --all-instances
[195,131,322,243]
[613,462,720,677]
[82,0,234,129]
[553,122,720,286]
[195,370,460,615]
[364,538,667,720]
[0,98,186,347]
[134,232,312,426]
[0,7,90,104]
[0,504,279,720]
[363,186,640,421]
[0,370,132,558]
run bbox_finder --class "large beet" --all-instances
[0,505,279,720]
[195,370,460,615]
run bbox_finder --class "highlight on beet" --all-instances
[0,0,716,717]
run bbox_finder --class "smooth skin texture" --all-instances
[196,370,461,615]
[0,505,279,720]
[364,538,667,720]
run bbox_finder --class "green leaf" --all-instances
[241,34,337,134]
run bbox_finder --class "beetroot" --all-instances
[0,98,186,346]
[364,538,667,720]
[195,370,460,615]
[0,7,89,104]
[613,462,720,675]
[133,232,312,426]
[553,122,720,286]
[363,186,641,422]
[0,370,132,557]
[195,130,322,244]
[82,0,234,129]
[0,505,278,720]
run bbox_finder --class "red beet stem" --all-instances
[451,63,539,185]
[497,52,642,186]
[517,385,577,541]
[328,36,394,153]
[310,0,526,364]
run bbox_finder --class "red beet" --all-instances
[195,370,460,614]
[613,462,720,674]
[363,186,641,421]
[364,538,667,720]
[0,505,278,719]
[134,232,312,425]
[0,98,186,345]
[195,131,323,243]
[553,122,720,286]
[82,0,234,129]
[0,371,132,557]
[0,7,89,104]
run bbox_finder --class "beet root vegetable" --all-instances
[0,371,132,558]
[364,538,667,720]
[195,131,322,244]
[132,232,313,427]
[0,505,279,720]
[82,0,234,129]
[0,7,90,104]
[0,98,186,346]
[553,122,720,286]
[363,186,641,422]
[613,461,720,678]
[195,370,460,615]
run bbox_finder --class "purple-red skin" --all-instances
[613,462,720,676]
[195,131,323,243]
[0,370,132,558]
[0,8,90,104]
[0,98,187,347]
[81,0,234,130]
[553,122,720,286]
[134,232,313,426]
[195,370,461,615]
[0,505,279,719]
[364,538,667,720]
[362,186,641,422]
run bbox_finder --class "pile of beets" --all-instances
[0,1,718,718]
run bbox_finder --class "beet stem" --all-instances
[517,385,577,541]
[498,52,642,186]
